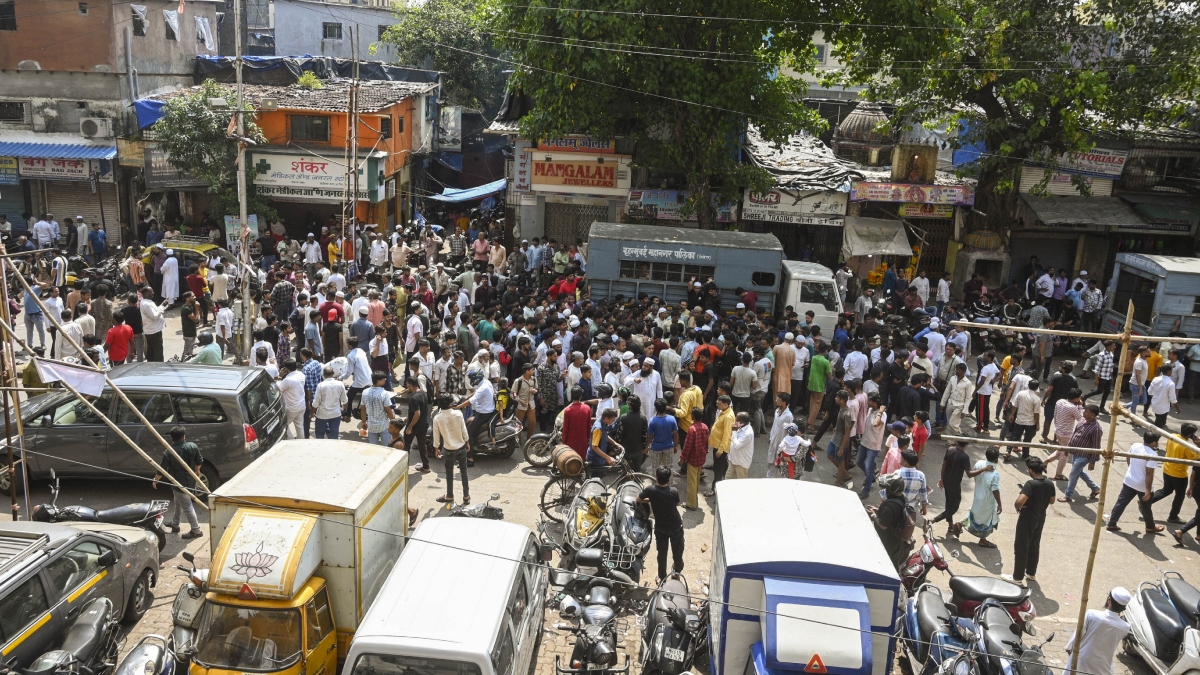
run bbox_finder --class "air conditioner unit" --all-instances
[79,117,113,139]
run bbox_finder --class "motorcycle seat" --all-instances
[581,603,615,627]
[61,597,114,663]
[980,605,1019,671]
[586,585,613,607]
[1164,577,1200,626]
[655,578,689,615]
[916,587,951,645]
[96,504,150,522]
[950,575,1030,604]
[1142,587,1185,663]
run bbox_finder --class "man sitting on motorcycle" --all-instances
[455,369,495,464]
[970,293,996,324]
[1001,296,1023,323]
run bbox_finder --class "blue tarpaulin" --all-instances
[426,178,506,203]
[135,99,168,130]
[0,140,116,160]
[433,152,464,172]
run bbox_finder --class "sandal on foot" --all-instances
[978,540,997,548]
[1145,525,1165,534]
[1106,524,1121,531]
[436,495,454,503]
[1052,475,1068,481]
[1172,529,1185,544]
[462,495,470,505]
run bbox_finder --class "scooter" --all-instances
[900,532,1037,628]
[537,519,635,599]
[969,598,1053,675]
[604,479,653,582]
[449,492,504,520]
[170,552,208,665]
[25,597,122,675]
[113,636,177,675]
[638,574,708,675]
[900,584,977,675]
[555,584,631,675]
[32,470,170,551]
[1123,572,1200,675]
[524,421,562,468]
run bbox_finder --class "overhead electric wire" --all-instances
[5,442,1101,675]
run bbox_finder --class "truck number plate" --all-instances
[664,647,685,662]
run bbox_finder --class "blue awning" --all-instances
[135,99,168,130]
[0,141,116,160]
[426,177,506,203]
[433,152,463,172]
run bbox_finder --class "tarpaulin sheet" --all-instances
[34,359,106,397]
[135,99,168,130]
[743,124,863,192]
[194,55,439,86]
[426,178,506,203]
[842,216,912,258]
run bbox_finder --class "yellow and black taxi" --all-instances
[0,521,158,668]
[140,236,262,297]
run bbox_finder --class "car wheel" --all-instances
[199,464,220,492]
[123,569,154,623]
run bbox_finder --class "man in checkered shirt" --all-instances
[1082,341,1117,411]
[300,347,323,439]
[897,447,930,516]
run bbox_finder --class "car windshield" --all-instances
[241,372,281,424]
[194,602,302,672]
[799,281,839,312]
[351,654,482,675]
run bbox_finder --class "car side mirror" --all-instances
[539,543,555,562]
[42,415,52,428]
[97,550,119,567]
[490,493,500,502]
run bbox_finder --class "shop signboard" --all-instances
[514,150,531,192]
[1028,147,1128,179]
[530,157,630,196]
[18,158,114,182]
[0,157,17,186]
[619,242,716,263]
[250,153,379,202]
[537,136,616,154]
[627,189,735,223]
[438,106,462,152]
[117,139,147,168]
[850,182,974,205]
[898,203,955,218]
[145,147,207,189]
[741,188,846,225]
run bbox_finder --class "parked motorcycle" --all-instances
[564,478,616,557]
[33,470,169,551]
[1123,571,1200,675]
[170,551,208,665]
[900,584,977,675]
[537,519,635,598]
[113,636,177,675]
[605,479,653,582]
[524,422,562,468]
[900,532,1037,628]
[638,574,708,675]
[449,492,504,520]
[398,397,522,459]
[967,598,1053,675]
[555,583,630,675]
[25,597,122,675]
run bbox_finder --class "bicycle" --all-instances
[538,452,654,523]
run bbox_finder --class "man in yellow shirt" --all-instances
[1154,423,1198,527]
[706,395,735,495]
[1146,348,1164,387]
[672,370,704,444]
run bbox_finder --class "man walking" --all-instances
[647,399,680,469]
[766,393,793,478]
[278,360,307,439]
[152,426,204,540]
[1059,405,1103,503]
[1082,341,1116,411]
[313,365,348,439]
[1153,423,1198,524]
[679,408,708,509]
[1146,364,1180,429]
[932,440,972,535]
[706,395,734,492]
[1107,432,1164,534]
[1064,588,1132,675]
[139,286,166,362]
[728,412,754,478]
[1004,457,1055,585]
[638,466,685,583]
[360,371,395,446]
[941,362,974,436]
[433,393,472,505]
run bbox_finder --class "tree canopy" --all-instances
[152,80,276,223]
[488,0,826,227]
[381,0,507,114]
[823,0,1200,224]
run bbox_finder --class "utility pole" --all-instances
[235,0,251,364]
[350,25,360,250]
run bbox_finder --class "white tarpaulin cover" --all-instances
[842,216,912,258]
[34,358,105,396]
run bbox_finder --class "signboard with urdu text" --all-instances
[850,182,974,205]
[627,189,735,223]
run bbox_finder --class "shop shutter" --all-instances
[0,184,27,229]
[44,180,121,247]
[544,202,608,244]
[1007,234,1076,283]
[1018,170,1113,197]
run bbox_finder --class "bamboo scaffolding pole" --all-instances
[947,319,1200,345]
[2,260,32,518]
[0,317,207,508]
[5,266,210,503]
[938,435,1200,469]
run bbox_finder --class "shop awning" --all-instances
[426,177,506,203]
[842,216,912,258]
[1020,194,1143,228]
[0,132,117,160]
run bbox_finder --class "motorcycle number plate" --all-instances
[664,647,685,662]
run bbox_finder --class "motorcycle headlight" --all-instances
[920,546,934,564]
[953,657,972,675]
[591,640,616,667]
[686,618,702,632]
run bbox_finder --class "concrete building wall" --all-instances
[272,0,399,61]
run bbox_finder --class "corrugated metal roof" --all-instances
[0,141,117,160]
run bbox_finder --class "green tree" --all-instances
[487,0,825,228]
[823,0,1200,227]
[381,0,506,113]
[151,79,276,224]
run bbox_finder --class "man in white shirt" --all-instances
[1036,268,1056,303]
[911,270,930,306]
[766,392,793,478]
[975,352,1001,433]
[53,310,84,359]
[751,349,772,434]
[370,234,389,268]
[300,233,323,279]
[843,343,869,382]
[790,334,810,398]
[139,287,167,362]
[277,360,308,439]
[432,393,472,503]
[1106,432,1163,533]
[405,303,424,375]
[312,365,349,439]
[1130,346,1150,415]
[1007,380,1041,460]
[935,272,951,315]
[1146,365,1179,428]
[343,336,372,420]
[1064,587,1131,675]
[940,362,975,436]
[728,412,755,479]
[215,300,235,357]
[33,214,57,250]
[924,320,946,358]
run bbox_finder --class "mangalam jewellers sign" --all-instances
[530,157,630,196]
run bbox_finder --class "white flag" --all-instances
[34,359,106,397]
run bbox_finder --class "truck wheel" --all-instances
[123,570,154,623]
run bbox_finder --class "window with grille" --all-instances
[0,101,27,123]
[0,2,16,30]
[379,116,392,139]
[291,115,330,142]
[322,22,342,40]
[619,260,713,282]
[131,5,146,34]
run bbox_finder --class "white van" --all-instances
[778,260,844,333]
[342,518,547,675]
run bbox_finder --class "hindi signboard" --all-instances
[741,189,846,225]
[850,182,974,205]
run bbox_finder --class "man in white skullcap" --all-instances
[1064,587,1130,675]
[625,355,663,414]
[160,248,180,305]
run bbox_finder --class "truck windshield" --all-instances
[800,281,839,312]
[193,602,302,672]
[351,654,483,675]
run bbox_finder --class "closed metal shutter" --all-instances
[1018,169,1113,197]
[544,202,608,244]
[45,180,121,247]
[1008,234,1076,282]
[0,183,26,230]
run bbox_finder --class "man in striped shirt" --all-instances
[1059,404,1102,502]
[1046,389,1084,480]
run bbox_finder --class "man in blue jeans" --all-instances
[1059,404,1103,503]
[360,371,394,445]
[312,365,347,439]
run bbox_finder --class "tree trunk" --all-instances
[690,173,716,230]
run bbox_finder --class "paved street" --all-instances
[3,317,1195,675]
